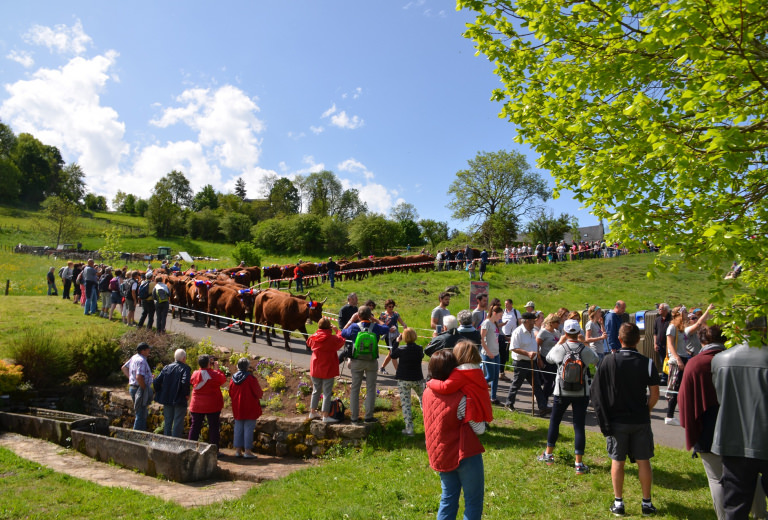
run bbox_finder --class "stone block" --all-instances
[255,416,276,435]
[275,441,288,457]
[309,422,328,439]
[276,417,307,434]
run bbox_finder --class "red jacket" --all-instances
[423,388,484,472]
[679,346,724,451]
[229,372,264,421]
[189,369,227,413]
[427,366,493,424]
[308,329,345,379]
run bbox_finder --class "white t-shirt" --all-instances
[501,308,521,336]
[481,318,499,357]
[510,324,538,361]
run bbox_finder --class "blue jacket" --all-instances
[153,361,191,406]
[604,311,622,352]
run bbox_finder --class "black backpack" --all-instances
[560,342,588,392]
[328,398,346,421]
[137,281,150,300]
[98,274,111,292]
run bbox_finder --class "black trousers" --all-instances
[722,455,768,520]
[506,359,548,411]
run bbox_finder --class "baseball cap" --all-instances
[563,319,581,334]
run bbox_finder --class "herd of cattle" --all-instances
[150,252,470,351]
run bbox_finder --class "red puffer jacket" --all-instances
[189,369,227,414]
[308,328,345,379]
[229,372,264,421]
[423,388,484,472]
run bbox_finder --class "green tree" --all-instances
[219,212,254,243]
[186,209,222,241]
[390,202,419,223]
[234,177,247,200]
[0,120,17,157]
[98,226,123,267]
[165,170,193,207]
[121,194,137,215]
[460,0,768,339]
[447,150,549,240]
[147,173,186,238]
[231,241,261,267]
[84,193,107,212]
[191,184,219,212]
[525,210,574,246]
[112,190,127,212]
[399,219,423,248]
[58,163,86,205]
[40,195,80,247]
[252,217,291,253]
[11,134,63,206]
[0,157,21,203]
[134,198,148,217]
[321,216,350,254]
[304,170,366,220]
[348,214,401,255]
[268,177,300,216]
[419,219,449,250]
[288,213,324,252]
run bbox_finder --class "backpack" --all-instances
[108,277,120,292]
[352,322,379,360]
[98,274,111,292]
[328,398,346,421]
[120,279,133,299]
[154,284,169,303]
[560,342,588,392]
[137,281,150,300]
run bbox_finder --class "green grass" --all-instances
[0,410,715,519]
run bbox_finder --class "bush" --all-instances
[0,360,24,393]
[231,241,261,267]
[69,329,122,383]
[119,329,197,368]
[9,330,72,388]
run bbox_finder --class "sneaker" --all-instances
[537,452,554,465]
[490,399,502,406]
[322,416,339,424]
[664,417,680,426]
[350,417,361,424]
[641,502,657,516]
[364,417,379,423]
[499,373,511,382]
[308,411,321,420]
[610,502,625,516]
[504,404,515,413]
[539,408,552,418]
[401,428,414,437]
[575,463,590,475]
[379,367,387,374]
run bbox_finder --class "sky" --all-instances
[0,1,601,232]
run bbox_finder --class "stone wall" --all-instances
[82,386,375,458]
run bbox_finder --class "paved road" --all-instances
[166,314,687,450]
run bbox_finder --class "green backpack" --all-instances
[352,323,379,360]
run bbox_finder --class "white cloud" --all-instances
[0,49,129,193]
[151,85,264,170]
[335,158,398,214]
[293,155,325,176]
[24,20,92,55]
[130,140,218,198]
[310,125,324,134]
[321,104,337,118]
[330,110,363,129]
[403,0,427,9]
[353,87,362,99]
[6,50,34,68]
[338,158,374,181]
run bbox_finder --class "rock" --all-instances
[256,417,276,435]
[275,442,288,457]
[331,424,368,440]
[276,417,308,434]
[445,285,460,295]
[311,446,325,457]
[309,422,328,439]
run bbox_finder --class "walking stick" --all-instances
[531,355,536,416]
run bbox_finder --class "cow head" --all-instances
[306,297,327,322]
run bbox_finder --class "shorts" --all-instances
[124,297,136,311]
[110,291,122,305]
[606,422,654,461]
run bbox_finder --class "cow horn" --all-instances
[320,297,327,304]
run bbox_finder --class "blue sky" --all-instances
[0,1,600,232]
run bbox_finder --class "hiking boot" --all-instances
[641,502,657,516]
[610,502,625,516]
[539,408,551,418]
[664,417,680,426]
[575,463,590,475]
[537,452,554,465]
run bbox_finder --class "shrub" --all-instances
[0,360,24,393]
[69,329,122,383]
[231,241,261,267]
[119,329,196,368]
[9,330,72,388]
[266,371,286,392]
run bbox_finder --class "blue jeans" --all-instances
[328,269,335,288]
[163,403,187,438]
[233,419,257,450]
[547,395,589,455]
[129,385,149,431]
[438,453,484,520]
[84,281,98,315]
[482,354,499,400]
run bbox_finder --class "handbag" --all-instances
[662,331,678,375]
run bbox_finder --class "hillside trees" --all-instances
[525,210,575,245]
[147,171,190,238]
[419,219,449,249]
[40,196,80,247]
[348,214,401,256]
[459,0,768,339]
[448,150,549,248]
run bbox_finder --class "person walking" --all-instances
[539,319,599,474]
[153,348,191,438]
[229,357,264,458]
[188,355,227,451]
[506,312,549,416]
[390,327,425,436]
[307,317,345,423]
[591,323,660,516]
[604,300,626,354]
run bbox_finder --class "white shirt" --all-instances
[509,323,538,361]
[501,308,521,336]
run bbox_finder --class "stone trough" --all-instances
[0,407,108,446]
[71,426,218,483]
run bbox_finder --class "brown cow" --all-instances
[251,290,325,351]
[282,262,321,289]
[262,265,284,288]
[185,278,212,323]
[206,285,255,334]
[339,258,374,281]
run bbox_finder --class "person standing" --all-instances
[60,261,73,299]
[82,259,99,315]
[153,348,191,438]
[121,343,154,431]
[229,357,264,458]
[294,262,304,292]
[591,323,660,516]
[153,278,171,333]
[539,319,599,474]
[137,273,156,329]
[604,300,627,353]
[188,355,227,450]
[338,292,358,330]
[711,334,768,519]
[326,257,339,288]
[480,305,504,406]
[479,249,488,281]
[471,294,488,330]
[654,304,672,383]
[499,299,521,381]
[307,318,345,423]
[379,299,407,374]
[46,267,58,296]
[585,305,608,365]
[390,327,425,436]
[505,312,549,416]
[431,292,452,335]
[536,313,562,407]
[423,349,486,520]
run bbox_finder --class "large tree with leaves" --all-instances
[525,210,575,246]
[459,0,768,341]
[447,150,549,246]
[40,195,80,247]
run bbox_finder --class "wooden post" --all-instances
[5,280,9,295]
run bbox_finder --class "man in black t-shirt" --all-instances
[591,323,660,516]
[338,292,358,330]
